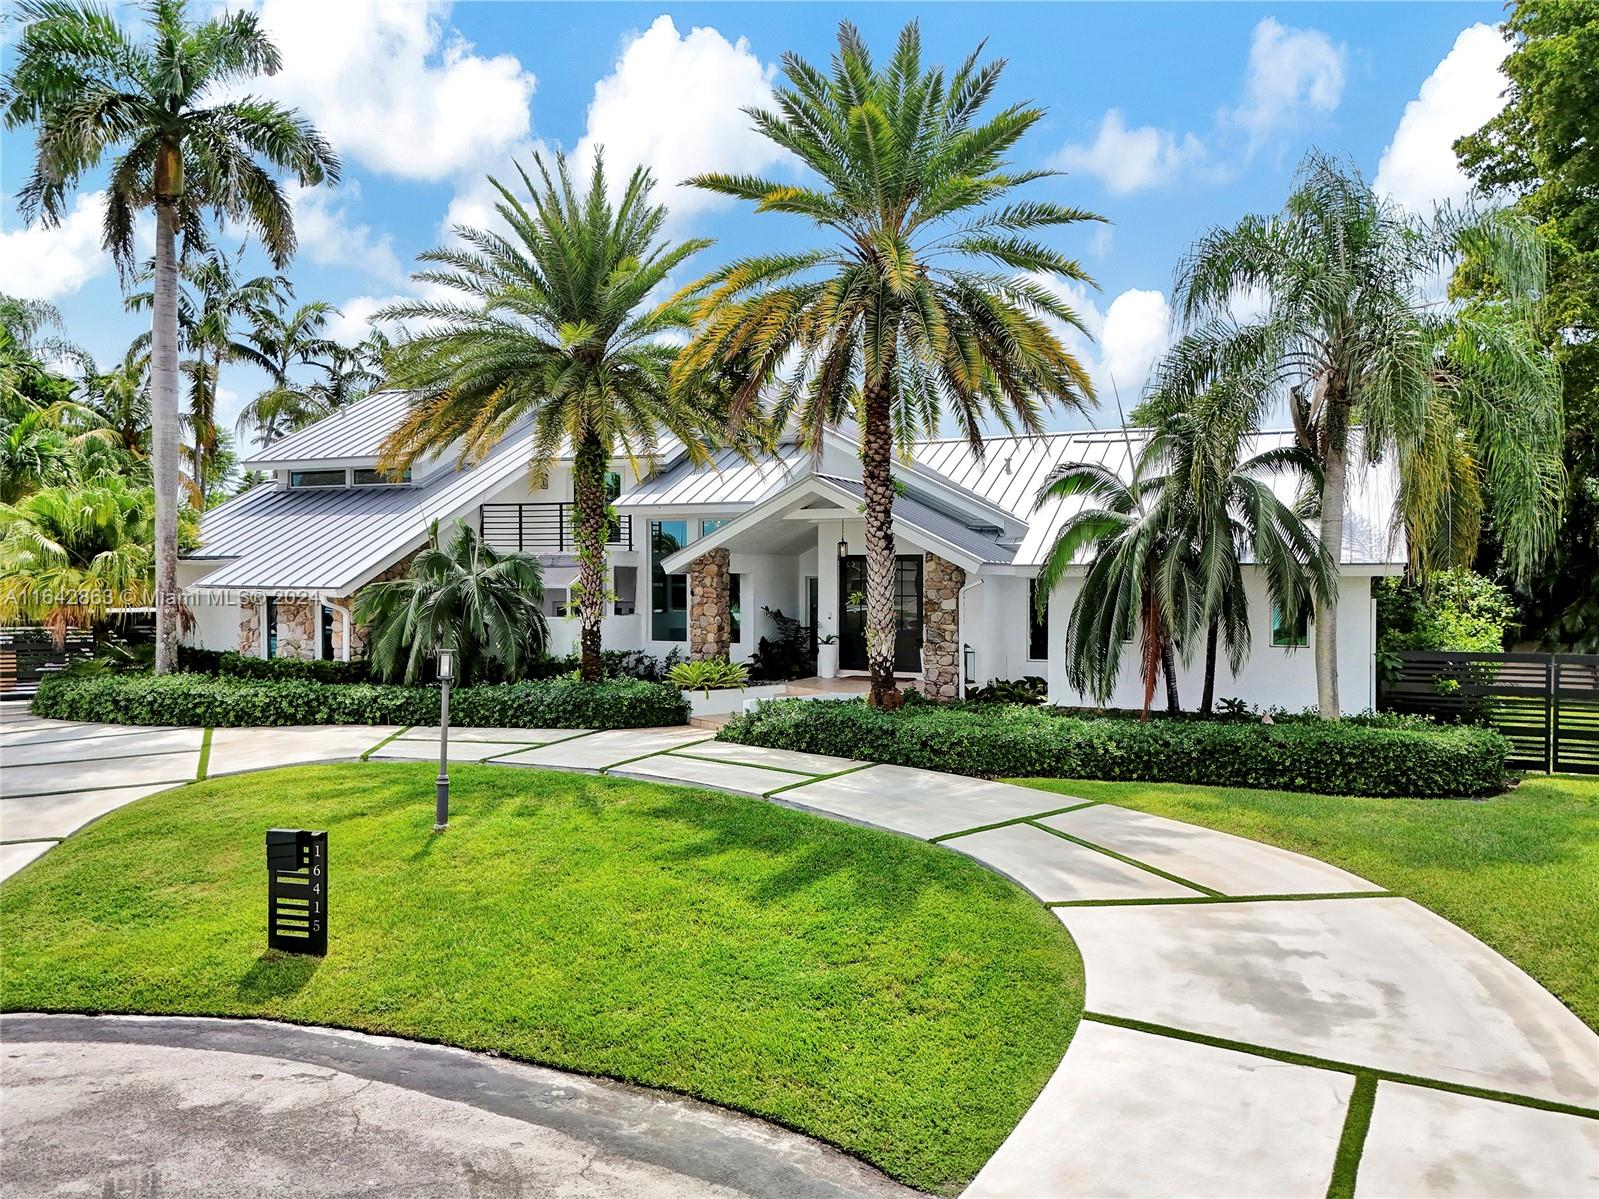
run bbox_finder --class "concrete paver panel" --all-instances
[673,742,864,776]
[504,728,710,771]
[404,727,591,744]
[1357,1082,1599,1198]
[2,752,199,799]
[3,727,205,768]
[1,784,171,841]
[0,840,54,882]
[371,740,543,763]
[617,754,808,797]
[776,764,1061,839]
[1059,897,1599,1107]
[944,822,1202,902]
[206,726,402,776]
[965,1020,1352,1198]
[1041,804,1383,896]
[0,721,161,748]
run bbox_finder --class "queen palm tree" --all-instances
[1154,151,1563,716]
[2,0,339,672]
[235,299,341,443]
[79,344,152,461]
[355,521,549,686]
[375,153,723,682]
[677,22,1102,707]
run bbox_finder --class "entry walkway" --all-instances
[3,709,1597,1197]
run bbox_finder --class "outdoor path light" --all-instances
[435,646,454,831]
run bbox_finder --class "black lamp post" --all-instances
[434,646,454,832]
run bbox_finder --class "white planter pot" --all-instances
[816,642,839,679]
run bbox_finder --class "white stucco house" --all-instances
[180,391,1405,713]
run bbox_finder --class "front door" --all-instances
[838,555,923,674]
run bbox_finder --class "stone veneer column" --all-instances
[238,596,261,657]
[922,552,965,700]
[688,547,731,660]
[273,598,317,660]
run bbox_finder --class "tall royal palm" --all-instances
[1156,151,1562,716]
[678,22,1102,706]
[377,154,720,682]
[2,0,339,673]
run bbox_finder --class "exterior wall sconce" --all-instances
[837,538,848,560]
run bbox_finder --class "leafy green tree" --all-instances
[1456,0,1599,650]
[355,521,549,686]
[376,153,723,682]
[1151,151,1562,716]
[678,21,1101,706]
[235,299,341,443]
[1376,568,1518,656]
[0,476,195,645]
[2,0,339,673]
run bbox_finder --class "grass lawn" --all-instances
[0,762,1082,1194]
[1010,773,1599,1030]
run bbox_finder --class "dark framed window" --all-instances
[289,468,346,488]
[320,604,334,660]
[650,520,689,641]
[1027,578,1049,660]
[1272,602,1310,648]
[265,596,279,659]
[730,574,742,642]
[352,467,410,486]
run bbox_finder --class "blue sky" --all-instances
[1,1,1510,449]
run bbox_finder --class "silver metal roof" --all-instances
[196,428,537,593]
[242,391,413,469]
[614,444,809,508]
[815,475,1016,565]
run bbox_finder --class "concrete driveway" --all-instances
[3,709,1597,1197]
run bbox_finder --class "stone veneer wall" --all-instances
[922,552,965,700]
[238,596,261,657]
[273,598,317,660]
[687,547,731,660]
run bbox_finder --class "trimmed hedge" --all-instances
[32,672,689,730]
[718,699,1509,798]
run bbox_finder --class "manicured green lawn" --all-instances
[1011,773,1599,1030]
[0,762,1082,1194]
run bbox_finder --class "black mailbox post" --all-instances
[267,828,327,955]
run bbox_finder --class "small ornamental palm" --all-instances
[2,0,340,673]
[1153,151,1562,715]
[677,21,1103,707]
[355,521,549,687]
[236,300,343,443]
[375,153,726,682]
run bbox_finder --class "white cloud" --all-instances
[1053,110,1205,195]
[0,192,111,300]
[1231,17,1347,143]
[573,15,785,221]
[1044,278,1174,405]
[1374,23,1511,214]
[288,182,405,284]
[325,294,411,346]
[249,0,536,183]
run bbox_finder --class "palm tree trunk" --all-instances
[861,354,900,708]
[1199,615,1219,717]
[150,152,182,676]
[573,430,608,683]
[193,348,208,508]
[1139,589,1161,721]
[1315,399,1349,719]
[1161,639,1181,714]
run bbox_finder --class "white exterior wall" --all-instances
[1042,569,1383,715]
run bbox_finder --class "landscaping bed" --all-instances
[0,762,1083,1193]
[717,699,1510,798]
[1012,774,1599,1030]
[31,672,688,729]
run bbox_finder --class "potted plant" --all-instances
[817,632,839,680]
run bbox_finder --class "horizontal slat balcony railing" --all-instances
[479,503,632,554]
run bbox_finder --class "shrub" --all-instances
[966,676,1048,705]
[668,657,750,696]
[32,672,689,730]
[718,699,1508,798]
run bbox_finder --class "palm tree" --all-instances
[78,345,152,461]
[1159,406,1335,715]
[677,21,1102,706]
[376,153,723,682]
[234,299,342,443]
[355,521,549,687]
[1154,151,1563,716]
[1034,437,1192,718]
[130,249,289,503]
[2,0,339,673]
[0,476,195,646]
